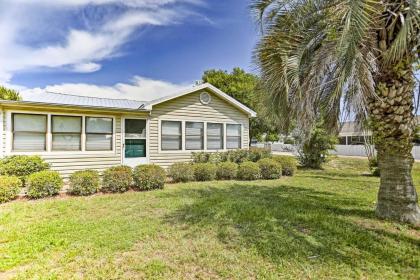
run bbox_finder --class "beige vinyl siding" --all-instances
[0,105,146,177]
[44,116,122,178]
[149,90,250,168]
[1,108,5,157]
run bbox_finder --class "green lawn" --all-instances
[0,158,419,279]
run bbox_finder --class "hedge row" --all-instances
[168,156,297,183]
[68,165,166,196]
[192,148,271,164]
[0,159,166,203]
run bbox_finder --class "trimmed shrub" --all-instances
[258,158,282,180]
[0,155,50,185]
[226,149,250,164]
[27,170,63,199]
[192,152,210,163]
[369,157,380,177]
[0,175,21,203]
[248,147,272,162]
[193,163,217,181]
[168,162,195,183]
[237,161,260,181]
[216,162,238,180]
[134,164,166,191]
[273,155,297,176]
[102,165,133,193]
[69,170,100,196]
[192,148,272,164]
[133,165,166,191]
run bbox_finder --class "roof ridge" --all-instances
[44,90,147,103]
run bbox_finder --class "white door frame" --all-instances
[122,116,150,167]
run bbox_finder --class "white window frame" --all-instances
[5,110,116,155]
[12,113,48,152]
[160,120,183,151]
[85,116,114,152]
[226,123,242,150]
[158,119,243,153]
[185,121,204,151]
[206,122,225,151]
[51,115,83,152]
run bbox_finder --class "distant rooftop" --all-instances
[19,91,147,111]
[340,116,420,134]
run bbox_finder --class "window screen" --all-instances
[86,117,113,151]
[207,123,223,150]
[13,114,47,151]
[161,121,182,150]
[226,124,241,149]
[52,115,82,151]
[186,122,204,150]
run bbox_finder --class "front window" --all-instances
[207,123,224,150]
[161,121,182,151]
[85,117,113,151]
[186,122,204,150]
[52,115,82,151]
[12,113,47,151]
[226,124,241,149]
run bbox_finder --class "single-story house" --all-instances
[339,116,420,145]
[0,83,256,177]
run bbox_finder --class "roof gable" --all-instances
[145,83,257,117]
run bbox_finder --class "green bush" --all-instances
[168,162,195,183]
[237,161,260,180]
[258,158,282,179]
[193,163,217,181]
[369,157,380,177]
[0,155,50,185]
[248,147,272,162]
[226,149,250,164]
[273,155,297,176]
[192,152,210,163]
[69,170,100,196]
[297,123,337,169]
[216,162,238,180]
[102,165,133,193]
[133,165,166,191]
[27,170,63,199]
[0,175,21,203]
[192,148,272,164]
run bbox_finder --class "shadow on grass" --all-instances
[163,182,419,272]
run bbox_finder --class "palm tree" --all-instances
[0,86,20,101]
[252,0,420,225]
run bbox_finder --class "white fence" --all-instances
[268,143,420,160]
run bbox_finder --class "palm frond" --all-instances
[383,0,420,64]
[253,0,382,134]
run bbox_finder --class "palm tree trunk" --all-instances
[369,64,420,225]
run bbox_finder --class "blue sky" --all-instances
[0,0,259,101]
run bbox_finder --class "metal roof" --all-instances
[0,84,257,117]
[19,91,147,110]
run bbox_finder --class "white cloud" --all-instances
[0,0,201,83]
[71,62,102,73]
[21,76,191,101]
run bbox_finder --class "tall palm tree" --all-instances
[252,0,420,225]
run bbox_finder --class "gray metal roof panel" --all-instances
[19,91,148,110]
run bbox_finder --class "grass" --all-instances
[0,157,419,279]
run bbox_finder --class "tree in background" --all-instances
[252,0,420,225]
[0,86,20,101]
[202,68,283,141]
